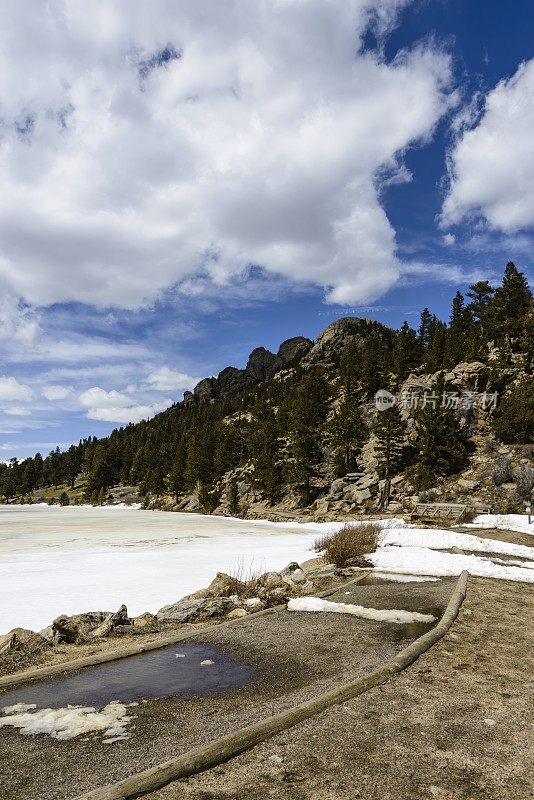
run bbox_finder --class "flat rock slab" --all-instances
[0,578,456,800]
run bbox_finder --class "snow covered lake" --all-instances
[0,505,322,634]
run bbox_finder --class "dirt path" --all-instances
[0,579,455,800]
[152,576,534,800]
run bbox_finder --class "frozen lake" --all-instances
[0,505,326,634]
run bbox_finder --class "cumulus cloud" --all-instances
[0,0,454,308]
[41,385,73,401]
[442,59,534,231]
[146,367,200,392]
[79,387,132,410]
[78,386,171,423]
[0,376,32,402]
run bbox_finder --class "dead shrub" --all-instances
[314,522,381,568]
[226,558,263,598]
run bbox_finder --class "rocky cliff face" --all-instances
[183,335,313,404]
[183,319,395,405]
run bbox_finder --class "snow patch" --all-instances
[371,547,534,583]
[379,527,534,560]
[0,701,136,741]
[287,597,436,624]
[466,514,534,536]
[371,571,440,583]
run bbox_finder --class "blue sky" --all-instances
[1,0,533,459]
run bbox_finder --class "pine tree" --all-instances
[198,482,221,515]
[327,390,367,475]
[227,477,241,516]
[424,317,447,373]
[445,291,472,368]
[59,490,70,506]
[249,400,283,503]
[492,376,534,444]
[286,369,331,504]
[418,308,433,352]
[393,322,421,382]
[489,261,533,343]
[374,404,407,478]
[412,374,470,481]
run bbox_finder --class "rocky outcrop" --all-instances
[52,604,132,644]
[0,627,48,656]
[184,336,313,404]
[157,596,237,623]
[301,317,391,368]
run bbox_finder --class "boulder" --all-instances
[330,478,346,496]
[133,612,158,630]
[189,572,242,600]
[53,605,131,644]
[227,608,248,619]
[0,627,48,656]
[157,596,237,623]
[314,498,330,517]
[257,571,285,591]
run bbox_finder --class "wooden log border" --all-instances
[73,571,469,800]
[0,571,372,690]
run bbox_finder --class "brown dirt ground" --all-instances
[153,576,534,800]
[0,579,454,800]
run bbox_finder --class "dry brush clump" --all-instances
[226,558,263,598]
[314,522,381,568]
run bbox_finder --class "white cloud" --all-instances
[41,385,73,401]
[0,376,32,402]
[86,401,171,424]
[442,233,456,246]
[0,1,454,308]
[78,385,171,423]
[146,367,200,392]
[79,387,132,409]
[3,406,31,416]
[442,59,534,231]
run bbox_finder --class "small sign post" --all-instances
[526,504,532,525]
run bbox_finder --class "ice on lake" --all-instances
[0,505,321,633]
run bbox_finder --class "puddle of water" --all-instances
[0,643,258,710]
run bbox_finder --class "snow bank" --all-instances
[380,527,534,560]
[466,514,534,536]
[0,701,136,741]
[371,547,534,583]
[287,596,436,624]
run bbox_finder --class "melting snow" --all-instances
[0,701,136,741]
[466,514,534,536]
[371,547,534,583]
[371,571,440,583]
[287,597,436,624]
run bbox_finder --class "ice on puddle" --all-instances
[0,700,136,741]
[287,597,436,624]
[200,659,215,666]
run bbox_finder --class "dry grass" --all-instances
[226,558,263,598]
[314,522,381,568]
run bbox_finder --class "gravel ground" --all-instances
[153,576,534,800]
[0,579,455,800]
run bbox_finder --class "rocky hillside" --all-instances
[1,261,533,519]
